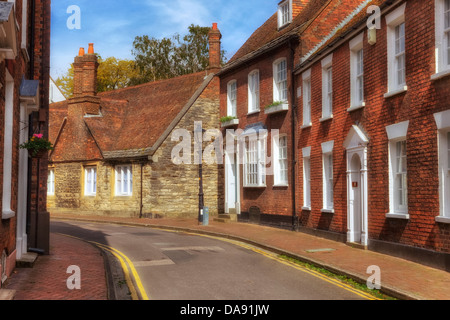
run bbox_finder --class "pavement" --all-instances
[2,213,450,300]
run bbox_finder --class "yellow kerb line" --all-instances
[183,231,381,301]
[90,241,150,301]
[56,233,149,301]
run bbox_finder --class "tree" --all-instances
[54,55,140,97]
[131,24,227,85]
[97,57,140,92]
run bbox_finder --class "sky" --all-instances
[50,0,277,80]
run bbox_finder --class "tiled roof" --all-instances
[296,0,387,69]
[49,71,214,161]
[220,0,331,73]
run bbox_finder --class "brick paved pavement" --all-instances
[3,233,108,300]
[2,214,450,300]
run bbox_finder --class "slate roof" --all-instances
[49,71,214,161]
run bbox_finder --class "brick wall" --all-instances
[220,46,295,227]
[296,0,450,253]
[0,0,51,281]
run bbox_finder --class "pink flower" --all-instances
[33,134,43,139]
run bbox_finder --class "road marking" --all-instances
[89,241,150,301]
[177,231,381,301]
[56,233,150,301]
[161,246,225,252]
[133,259,175,267]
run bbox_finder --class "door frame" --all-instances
[344,125,369,246]
[224,148,240,215]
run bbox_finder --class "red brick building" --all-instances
[296,0,450,270]
[220,0,450,270]
[218,0,368,228]
[0,0,51,286]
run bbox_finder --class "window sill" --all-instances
[2,210,15,220]
[301,123,312,129]
[431,69,450,81]
[221,118,239,128]
[243,185,266,189]
[247,110,260,116]
[386,212,409,220]
[302,206,311,211]
[273,183,288,188]
[321,208,334,214]
[115,195,133,198]
[435,216,450,224]
[384,86,408,99]
[265,103,289,115]
[319,115,333,122]
[347,102,365,112]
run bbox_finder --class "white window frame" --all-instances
[115,165,133,196]
[84,166,97,196]
[385,3,407,97]
[2,71,15,219]
[349,33,365,110]
[243,135,266,188]
[278,0,292,29]
[434,110,450,223]
[386,121,410,219]
[302,147,311,210]
[273,134,288,186]
[273,58,288,103]
[322,141,334,212]
[227,80,237,117]
[433,0,450,79]
[302,69,312,127]
[321,54,333,121]
[47,169,55,196]
[248,70,260,113]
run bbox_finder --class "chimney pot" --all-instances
[88,43,94,54]
[78,47,85,57]
[212,22,218,30]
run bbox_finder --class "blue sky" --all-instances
[51,0,277,79]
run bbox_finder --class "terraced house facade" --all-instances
[0,0,51,286]
[219,0,450,270]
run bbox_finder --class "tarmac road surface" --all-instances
[51,220,377,301]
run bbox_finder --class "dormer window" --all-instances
[278,0,292,29]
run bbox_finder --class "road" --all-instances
[51,220,377,301]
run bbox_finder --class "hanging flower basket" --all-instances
[19,134,54,158]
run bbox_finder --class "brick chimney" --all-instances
[69,43,101,116]
[207,23,222,74]
[73,43,99,97]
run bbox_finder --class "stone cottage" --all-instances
[48,24,223,219]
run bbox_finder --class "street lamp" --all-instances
[194,123,206,225]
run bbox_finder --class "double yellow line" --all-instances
[57,233,149,300]
[182,231,381,301]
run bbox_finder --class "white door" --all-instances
[225,152,238,213]
[350,154,362,243]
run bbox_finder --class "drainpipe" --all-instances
[139,162,144,218]
[289,39,298,231]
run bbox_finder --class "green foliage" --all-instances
[220,116,237,123]
[265,101,284,109]
[19,134,54,157]
[131,24,227,85]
